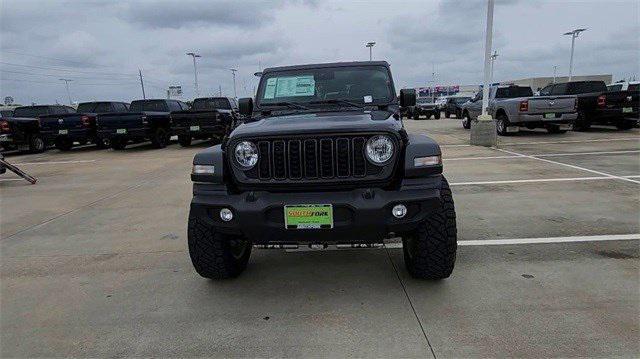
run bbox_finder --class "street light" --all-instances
[59,78,73,105]
[553,65,558,83]
[365,42,376,61]
[490,51,499,83]
[230,68,238,98]
[563,28,587,81]
[186,52,201,97]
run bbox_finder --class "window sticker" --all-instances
[264,78,277,99]
[363,95,373,103]
[271,75,315,98]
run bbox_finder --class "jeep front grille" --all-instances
[232,134,396,185]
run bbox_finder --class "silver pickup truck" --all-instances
[460,85,577,135]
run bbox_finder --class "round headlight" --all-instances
[234,141,258,168]
[366,135,394,164]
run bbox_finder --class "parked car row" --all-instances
[0,97,239,153]
[459,80,638,135]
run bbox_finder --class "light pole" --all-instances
[230,68,238,98]
[563,28,586,81]
[186,52,201,97]
[553,65,558,83]
[365,42,376,61]
[490,51,498,83]
[59,78,73,105]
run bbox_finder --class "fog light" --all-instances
[220,208,233,222]
[414,155,441,167]
[392,204,407,218]
[192,164,215,174]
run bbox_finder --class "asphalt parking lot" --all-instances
[1,119,638,357]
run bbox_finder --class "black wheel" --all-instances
[462,112,471,129]
[151,127,169,148]
[95,138,109,149]
[28,134,46,153]
[188,215,252,279]
[546,125,567,134]
[574,112,591,131]
[54,137,73,151]
[496,114,510,136]
[445,111,450,118]
[402,177,457,279]
[111,137,127,150]
[433,111,441,120]
[615,121,634,130]
[178,134,192,147]
[413,112,420,120]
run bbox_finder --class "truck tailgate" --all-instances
[39,114,84,133]
[528,96,576,114]
[171,110,219,126]
[97,112,143,129]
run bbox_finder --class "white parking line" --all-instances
[0,178,24,182]
[495,148,640,185]
[384,233,640,248]
[499,138,639,146]
[445,150,640,161]
[14,160,96,165]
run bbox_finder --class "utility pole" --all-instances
[58,78,73,105]
[366,42,376,61]
[186,52,201,97]
[563,28,586,81]
[138,69,146,99]
[230,69,238,98]
[553,65,558,83]
[219,85,222,96]
[490,51,498,83]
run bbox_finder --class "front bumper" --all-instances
[189,176,443,244]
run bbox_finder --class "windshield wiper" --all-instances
[261,102,309,110]
[309,99,364,108]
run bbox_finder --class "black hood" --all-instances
[231,110,401,138]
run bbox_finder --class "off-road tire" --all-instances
[188,215,252,279]
[413,112,420,120]
[111,137,127,150]
[434,111,441,120]
[95,138,109,149]
[496,114,511,136]
[151,127,169,148]
[28,134,46,153]
[402,177,457,279]
[462,112,471,129]
[178,134,192,147]
[54,137,73,151]
[573,112,591,131]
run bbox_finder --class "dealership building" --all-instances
[500,74,613,91]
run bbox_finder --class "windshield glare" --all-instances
[257,65,393,106]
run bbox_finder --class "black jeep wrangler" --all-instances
[188,61,457,279]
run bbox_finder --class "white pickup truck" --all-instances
[460,85,577,135]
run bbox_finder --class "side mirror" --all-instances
[400,88,416,107]
[238,98,253,117]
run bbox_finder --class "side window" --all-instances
[230,98,238,109]
[180,101,190,110]
[113,103,127,112]
[52,106,65,114]
[66,106,76,113]
[539,85,552,96]
[167,101,182,112]
[551,84,567,95]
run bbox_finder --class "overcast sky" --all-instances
[1,0,638,105]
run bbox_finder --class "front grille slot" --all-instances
[237,134,392,183]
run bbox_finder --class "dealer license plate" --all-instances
[622,107,633,113]
[190,125,200,131]
[116,129,127,134]
[284,204,333,229]
[544,113,556,119]
[58,129,68,135]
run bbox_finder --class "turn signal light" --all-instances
[519,100,529,112]
[0,120,9,132]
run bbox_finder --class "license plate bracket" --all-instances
[116,129,127,134]
[58,129,68,135]
[284,204,333,229]
[544,113,556,119]
[190,125,200,131]
[623,107,633,113]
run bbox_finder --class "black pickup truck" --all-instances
[97,99,189,150]
[0,105,76,153]
[170,97,236,147]
[40,101,130,151]
[539,80,638,130]
[188,61,457,280]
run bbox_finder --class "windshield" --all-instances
[14,106,51,117]
[607,84,623,92]
[495,86,533,98]
[193,98,231,110]
[130,100,168,112]
[257,65,393,106]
